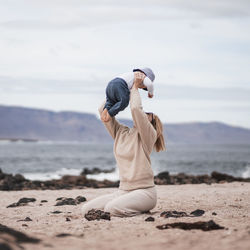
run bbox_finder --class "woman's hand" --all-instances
[133,72,145,89]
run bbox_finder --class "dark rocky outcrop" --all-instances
[0,168,249,191]
[81,167,115,175]
[156,220,225,231]
[154,171,250,185]
[211,171,246,182]
[0,168,119,191]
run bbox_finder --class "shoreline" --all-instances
[1,182,250,250]
[1,168,250,191]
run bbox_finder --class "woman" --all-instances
[81,75,166,217]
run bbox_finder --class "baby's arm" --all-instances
[143,77,154,98]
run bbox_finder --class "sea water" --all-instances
[0,141,249,181]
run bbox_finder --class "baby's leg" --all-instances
[102,81,117,122]
[102,78,130,121]
[107,84,130,117]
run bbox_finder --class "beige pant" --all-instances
[81,186,157,217]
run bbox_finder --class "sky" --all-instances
[0,0,250,128]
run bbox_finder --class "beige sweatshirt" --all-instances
[98,88,157,191]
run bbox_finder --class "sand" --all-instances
[0,182,250,250]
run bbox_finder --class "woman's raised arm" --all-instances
[98,101,123,140]
[130,85,157,154]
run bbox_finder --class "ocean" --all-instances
[0,141,250,181]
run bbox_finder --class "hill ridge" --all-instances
[0,105,250,144]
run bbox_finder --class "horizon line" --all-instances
[1,103,250,130]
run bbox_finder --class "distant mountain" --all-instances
[0,105,250,144]
[164,122,250,144]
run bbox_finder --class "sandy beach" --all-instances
[1,182,250,250]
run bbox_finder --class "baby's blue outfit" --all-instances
[104,77,130,117]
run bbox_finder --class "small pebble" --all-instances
[17,217,32,222]
[190,209,205,217]
[145,216,155,222]
[51,211,63,214]
[56,233,72,237]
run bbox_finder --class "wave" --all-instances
[23,167,119,181]
[0,140,93,145]
[86,168,119,181]
[242,165,250,178]
[16,165,250,182]
[36,141,85,145]
[0,140,13,145]
[23,167,83,181]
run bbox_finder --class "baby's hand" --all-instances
[148,93,153,98]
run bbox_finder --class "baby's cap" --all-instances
[133,67,155,82]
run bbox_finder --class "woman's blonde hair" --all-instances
[151,114,166,152]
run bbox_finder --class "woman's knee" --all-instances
[81,202,92,215]
[104,201,141,217]
[149,198,157,211]
[104,202,125,217]
[104,202,117,215]
[81,192,119,215]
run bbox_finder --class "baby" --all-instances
[101,67,155,122]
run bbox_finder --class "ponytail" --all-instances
[151,114,166,152]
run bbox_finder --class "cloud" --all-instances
[0,0,250,127]
[1,76,250,104]
[1,0,250,31]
